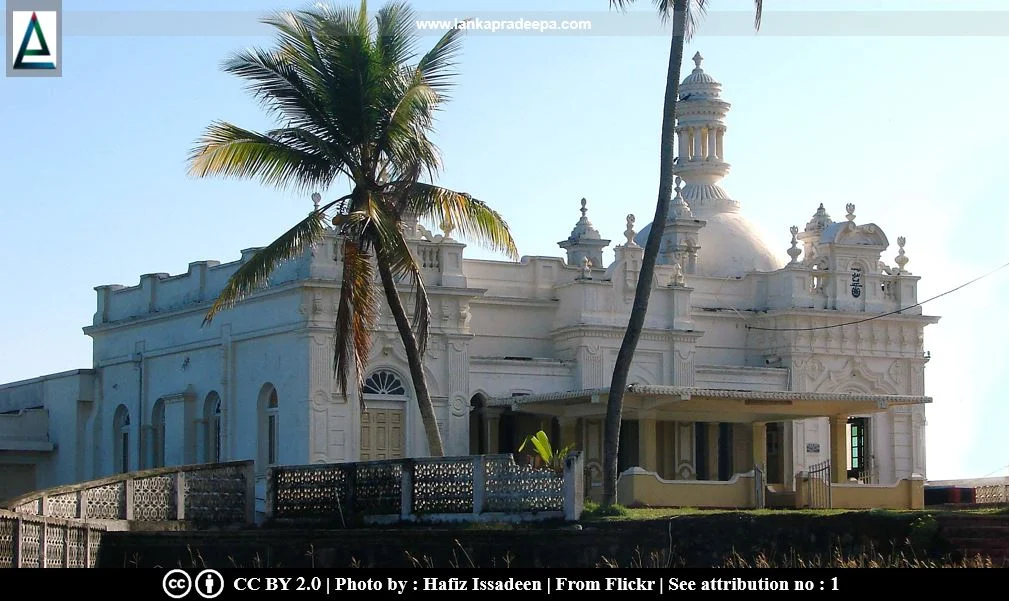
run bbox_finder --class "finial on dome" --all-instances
[624,214,639,247]
[692,51,703,69]
[846,203,856,222]
[580,197,588,218]
[311,192,321,211]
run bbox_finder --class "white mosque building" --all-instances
[0,54,936,509]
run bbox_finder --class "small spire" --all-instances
[311,192,321,211]
[692,51,703,69]
[440,218,455,240]
[568,197,601,241]
[624,214,639,247]
[787,225,802,264]
[895,236,910,274]
[805,203,833,232]
[670,176,693,219]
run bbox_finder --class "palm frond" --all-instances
[375,1,418,68]
[414,26,465,98]
[222,46,347,147]
[380,78,443,179]
[754,0,763,30]
[333,238,380,398]
[188,121,336,192]
[405,183,519,260]
[608,0,711,39]
[203,209,329,325]
[684,0,708,40]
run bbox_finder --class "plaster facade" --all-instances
[0,54,937,508]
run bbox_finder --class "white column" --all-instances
[677,128,689,159]
[715,128,724,160]
[692,127,702,160]
[707,127,717,160]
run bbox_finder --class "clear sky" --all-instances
[2,0,1007,480]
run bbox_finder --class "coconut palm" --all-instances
[188,1,518,457]
[602,0,762,505]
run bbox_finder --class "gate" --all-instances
[807,460,832,509]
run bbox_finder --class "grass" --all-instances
[581,505,851,521]
[579,504,1009,522]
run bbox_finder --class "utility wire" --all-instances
[746,259,1009,332]
[980,462,1009,479]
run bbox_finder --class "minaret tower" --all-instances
[671,52,736,215]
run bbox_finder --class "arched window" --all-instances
[363,370,406,396]
[258,384,280,471]
[204,392,222,463]
[151,399,166,468]
[113,405,131,473]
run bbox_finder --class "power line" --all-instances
[980,462,1009,479]
[746,259,1009,332]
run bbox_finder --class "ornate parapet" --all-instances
[2,460,256,526]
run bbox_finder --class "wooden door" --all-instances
[360,408,404,461]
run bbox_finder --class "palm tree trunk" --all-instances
[374,246,446,457]
[602,0,688,506]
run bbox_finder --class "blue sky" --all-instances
[2,0,1007,480]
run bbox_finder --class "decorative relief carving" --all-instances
[580,345,604,388]
[673,349,695,386]
[816,357,897,395]
[888,360,905,386]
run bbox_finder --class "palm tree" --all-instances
[602,0,762,505]
[188,1,518,457]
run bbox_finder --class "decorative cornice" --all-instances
[486,385,931,407]
[551,324,704,343]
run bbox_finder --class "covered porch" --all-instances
[479,385,930,510]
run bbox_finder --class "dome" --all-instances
[635,211,784,278]
[678,52,723,100]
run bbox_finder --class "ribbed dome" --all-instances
[635,211,783,278]
[630,52,782,278]
[678,52,723,100]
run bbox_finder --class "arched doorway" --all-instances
[468,393,487,455]
[360,369,408,460]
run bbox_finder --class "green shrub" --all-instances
[581,500,629,519]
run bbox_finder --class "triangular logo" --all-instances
[14,12,55,70]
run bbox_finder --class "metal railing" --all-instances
[807,460,832,509]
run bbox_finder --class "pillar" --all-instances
[485,408,502,454]
[715,128,724,160]
[677,128,689,159]
[706,422,719,481]
[707,127,717,160]
[638,416,658,472]
[558,417,578,450]
[751,422,767,473]
[692,127,703,160]
[829,416,848,484]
